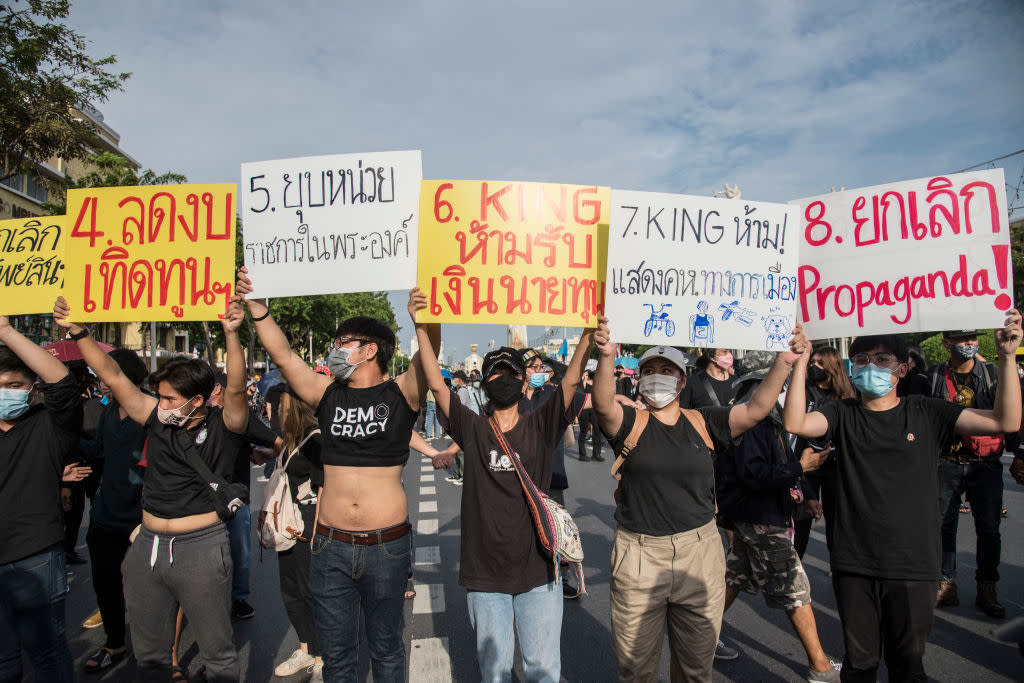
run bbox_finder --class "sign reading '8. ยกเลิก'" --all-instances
[415,180,610,327]
[0,215,66,315]
[240,151,422,298]
[792,169,1013,339]
[63,184,237,322]
[604,190,800,352]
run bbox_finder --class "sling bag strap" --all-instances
[487,417,558,553]
[701,374,722,407]
[610,408,714,480]
[173,427,229,490]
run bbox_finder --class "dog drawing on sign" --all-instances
[762,309,791,350]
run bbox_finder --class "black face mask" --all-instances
[484,374,523,408]
[806,365,828,385]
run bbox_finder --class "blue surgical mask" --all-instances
[851,364,896,399]
[529,373,547,388]
[0,388,32,420]
[951,344,979,360]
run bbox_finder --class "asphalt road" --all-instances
[54,433,1024,682]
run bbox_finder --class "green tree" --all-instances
[42,150,185,214]
[1,0,130,180]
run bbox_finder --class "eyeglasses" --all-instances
[332,336,367,350]
[850,353,899,367]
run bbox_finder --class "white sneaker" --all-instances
[274,649,314,677]
[308,660,324,683]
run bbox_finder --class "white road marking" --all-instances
[415,545,441,566]
[417,518,438,535]
[421,486,437,495]
[412,583,445,614]
[408,637,452,682]
[419,500,438,513]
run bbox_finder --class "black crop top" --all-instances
[316,379,417,467]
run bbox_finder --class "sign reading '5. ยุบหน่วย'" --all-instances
[604,190,800,352]
[415,180,610,327]
[0,215,67,315]
[792,169,1013,339]
[240,151,422,298]
[63,184,236,322]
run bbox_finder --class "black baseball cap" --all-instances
[942,329,978,340]
[482,347,526,378]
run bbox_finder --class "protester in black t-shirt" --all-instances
[783,312,1023,683]
[592,315,802,681]
[679,347,736,409]
[0,316,83,683]
[54,296,253,683]
[412,289,596,683]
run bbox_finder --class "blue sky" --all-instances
[67,0,1024,361]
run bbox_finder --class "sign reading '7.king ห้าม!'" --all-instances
[792,169,1012,339]
[63,184,236,322]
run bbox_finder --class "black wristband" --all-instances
[251,308,271,322]
[69,327,91,341]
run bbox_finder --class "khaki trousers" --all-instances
[610,520,725,683]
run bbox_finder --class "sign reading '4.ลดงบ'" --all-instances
[64,184,236,322]
[416,180,610,327]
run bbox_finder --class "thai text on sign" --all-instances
[0,216,66,315]
[605,191,800,351]
[64,184,236,322]
[416,180,610,326]
[240,151,422,298]
[792,169,1012,339]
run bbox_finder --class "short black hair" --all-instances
[335,316,395,374]
[0,347,34,382]
[849,334,909,363]
[148,358,216,401]
[109,348,148,387]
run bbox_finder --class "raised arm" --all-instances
[396,288,441,412]
[560,327,596,411]
[53,297,156,424]
[591,315,624,437]
[236,267,331,407]
[221,297,250,434]
[956,308,1023,435]
[0,314,69,384]
[409,288,451,418]
[781,323,829,439]
[728,350,796,439]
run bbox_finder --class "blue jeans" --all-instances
[424,401,438,438]
[0,543,73,683]
[227,504,251,602]
[937,458,1003,582]
[467,581,563,683]
[309,528,411,682]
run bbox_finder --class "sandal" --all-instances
[84,647,127,673]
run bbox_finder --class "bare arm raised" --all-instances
[561,326,596,412]
[221,297,250,434]
[410,288,451,419]
[955,308,1023,435]
[53,296,156,424]
[0,314,70,384]
[782,323,830,439]
[591,316,624,438]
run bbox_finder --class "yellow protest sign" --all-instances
[0,216,66,315]
[64,184,236,322]
[416,180,610,326]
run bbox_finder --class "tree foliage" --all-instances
[0,0,131,180]
[42,150,185,214]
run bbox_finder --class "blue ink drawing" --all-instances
[762,307,792,350]
[718,300,756,327]
[689,300,715,344]
[643,303,676,338]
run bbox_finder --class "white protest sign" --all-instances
[605,190,800,351]
[791,169,1012,339]
[240,151,422,297]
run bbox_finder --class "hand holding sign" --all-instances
[222,296,247,335]
[53,296,85,336]
[995,308,1023,357]
[594,315,615,358]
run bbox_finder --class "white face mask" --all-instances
[157,397,200,427]
[638,375,681,409]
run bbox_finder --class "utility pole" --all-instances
[149,321,157,372]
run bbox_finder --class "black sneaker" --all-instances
[231,600,255,620]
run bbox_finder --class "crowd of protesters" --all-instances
[0,276,1022,683]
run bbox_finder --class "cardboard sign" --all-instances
[64,184,236,321]
[416,180,610,326]
[792,169,1012,339]
[605,191,800,351]
[240,151,422,297]
[0,216,66,315]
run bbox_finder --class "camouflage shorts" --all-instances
[725,521,811,611]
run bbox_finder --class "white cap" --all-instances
[638,345,690,374]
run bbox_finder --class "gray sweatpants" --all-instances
[123,522,237,682]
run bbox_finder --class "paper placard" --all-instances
[605,190,800,351]
[0,216,66,315]
[240,151,422,297]
[64,184,236,321]
[792,169,1012,339]
[415,180,610,326]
